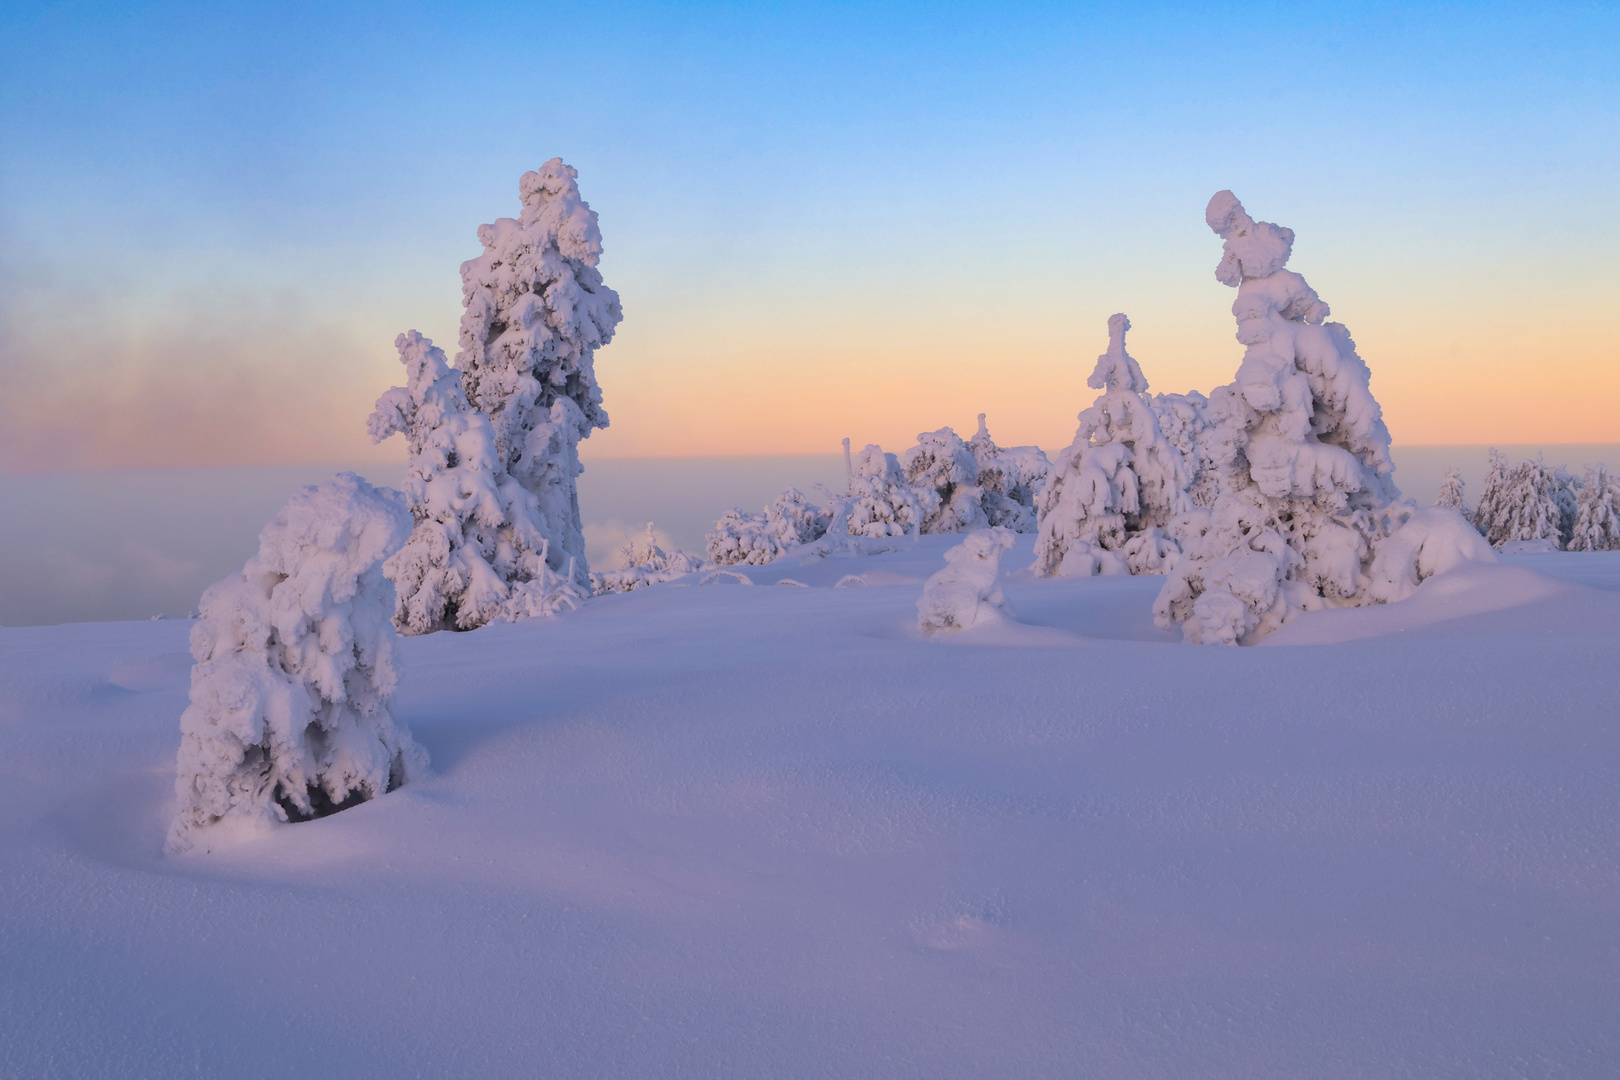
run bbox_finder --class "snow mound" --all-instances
[917,528,1016,635]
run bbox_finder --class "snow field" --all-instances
[3,538,1620,1077]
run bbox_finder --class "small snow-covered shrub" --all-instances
[706,509,781,566]
[595,523,705,594]
[1435,467,1468,515]
[168,474,427,853]
[903,427,987,534]
[1569,464,1620,551]
[766,486,830,547]
[917,528,1016,635]
[456,159,623,588]
[1472,450,1567,550]
[1035,314,1193,578]
[1367,505,1498,604]
[370,331,585,634]
[967,414,1048,532]
[1154,192,1420,644]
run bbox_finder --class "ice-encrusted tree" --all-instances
[369,331,585,634]
[706,487,831,567]
[1569,463,1620,551]
[593,523,705,593]
[917,527,1016,635]
[1035,314,1193,577]
[966,414,1047,532]
[842,444,930,538]
[1435,467,1468,514]
[455,159,623,589]
[903,427,987,534]
[1472,450,1566,549]
[169,474,427,852]
[1154,192,1410,644]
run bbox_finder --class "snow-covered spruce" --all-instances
[455,159,623,589]
[369,331,586,633]
[706,488,831,567]
[593,523,705,594]
[843,444,930,539]
[1471,450,1568,550]
[1154,192,1411,645]
[966,414,1048,532]
[168,474,427,853]
[902,428,987,534]
[1435,467,1468,515]
[1034,314,1192,579]
[917,527,1016,635]
[1569,463,1620,552]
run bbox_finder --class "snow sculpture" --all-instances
[917,528,1016,635]
[1435,467,1468,514]
[370,331,586,633]
[1367,505,1497,604]
[455,159,623,589]
[1154,192,1415,644]
[1472,450,1567,549]
[843,444,930,538]
[593,523,705,594]
[903,427,987,534]
[1569,464,1620,552]
[967,414,1048,532]
[1035,314,1193,578]
[169,474,427,852]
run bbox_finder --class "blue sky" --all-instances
[3,1,1617,467]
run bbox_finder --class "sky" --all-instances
[2,0,1617,472]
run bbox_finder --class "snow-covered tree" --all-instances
[1569,463,1620,551]
[369,331,585,634]
[966,414,1048,532]
[903,427,987,534]
[706,487,831,567]
[917,528,1016,635]
[1154,192,1409,645]
[1435,467,1468,515]
[1035,314,1193,578]
[169,474,427,852]
[1471,450,1566,549]
[842,444,930,538]
[594,523,705,593]
[455,159,623,589]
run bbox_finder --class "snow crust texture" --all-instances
[1035,314,1191,580]
[916,527,1016,634]
[370,331,586,633]
[168,474,428,852]
[455,159,622,587]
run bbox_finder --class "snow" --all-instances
[4,536,1620,1076]
[916,527,1016,634]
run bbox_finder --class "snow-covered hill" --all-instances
[3,539,1618,1077]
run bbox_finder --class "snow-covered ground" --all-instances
[3,538,1618,1077]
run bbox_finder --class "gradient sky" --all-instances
[2,1,1616,471]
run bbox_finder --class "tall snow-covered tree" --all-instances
[966,414,1047,532]
[1568,463,1619,551]
[369,331,585,634]
[1154,193,1410,644]
[169,473,427,852]
[1035,314,1193,577]
[1471,450,1566,549]
[455,159,623,588]
[903,427,987,533]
